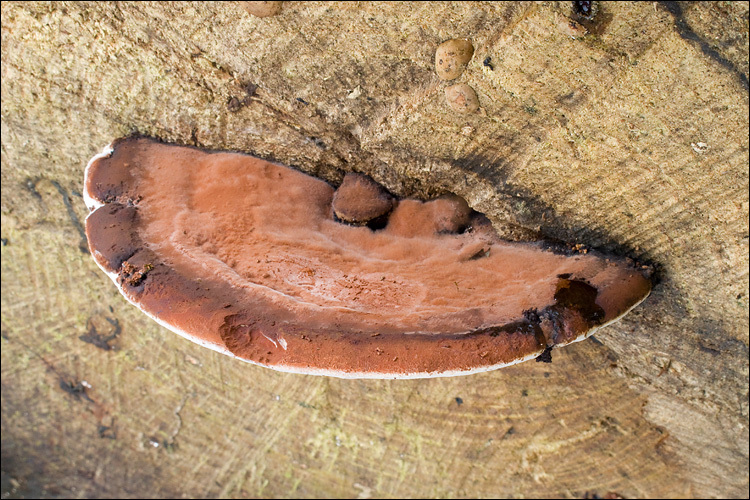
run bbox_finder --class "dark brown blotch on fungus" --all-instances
[84,138,652,378]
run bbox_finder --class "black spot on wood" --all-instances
[243,82,258,101]
[309,136,327,149]
[588,335,604,345]
[535,346,553,363]
[98,425,117,440]
[574,0,595,19]
[24,178,43,200]
[79,316,121,351]
[227,82,259,112]
[59,379,94,403]
[50,180,89,254]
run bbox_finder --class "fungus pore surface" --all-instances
[84,138,652,378]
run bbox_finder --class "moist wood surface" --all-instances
[1,2,748,498]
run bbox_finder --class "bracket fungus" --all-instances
[84,138,651,378]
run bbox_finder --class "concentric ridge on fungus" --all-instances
[84,137,652,379]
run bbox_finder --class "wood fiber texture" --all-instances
[1,2,748,498]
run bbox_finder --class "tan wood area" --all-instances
[1,2,748,498]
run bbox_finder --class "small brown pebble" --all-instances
[445,83,479,114]
[240,1,282,18]
[333,173,394,226]
[435,38,474,80]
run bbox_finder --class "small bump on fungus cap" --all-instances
[84,137,652,379]
[332,173,394,226]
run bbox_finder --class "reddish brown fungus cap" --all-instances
[84,138,652,378]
